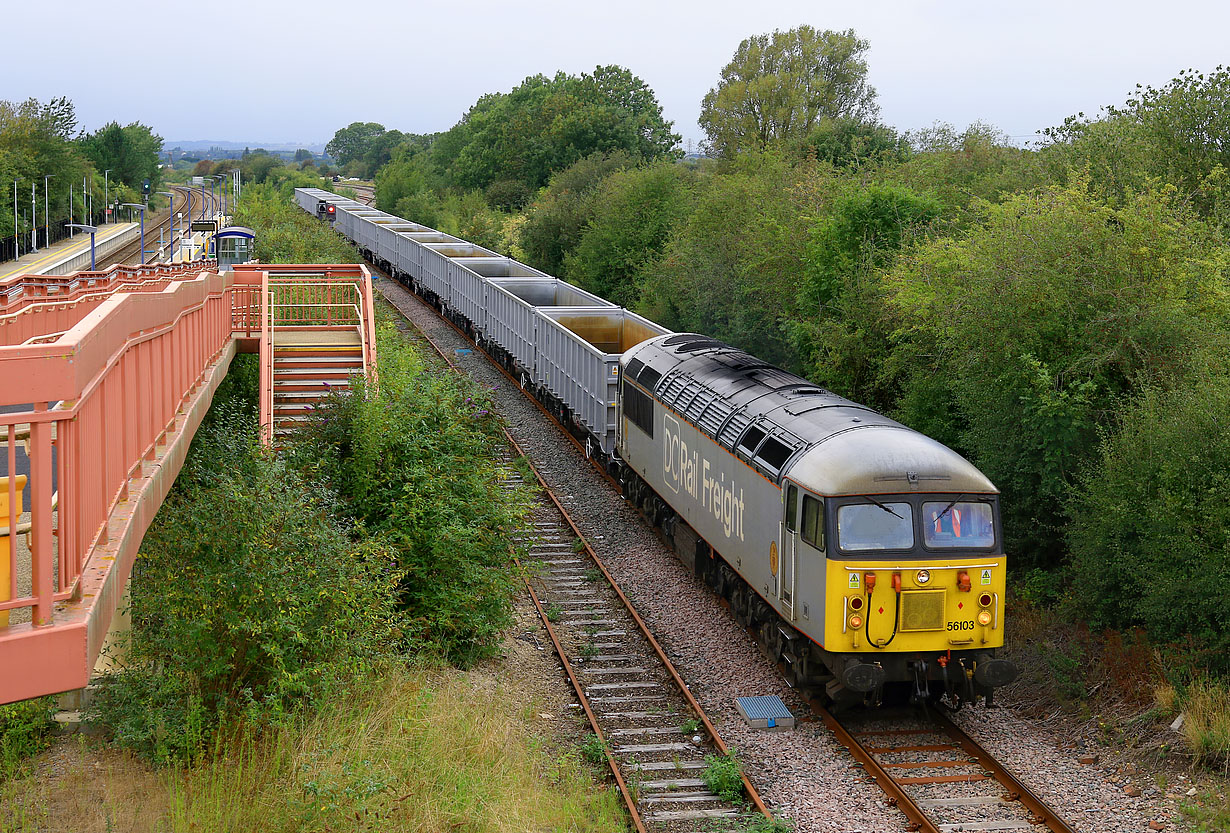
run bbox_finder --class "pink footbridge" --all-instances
[0,260,377,704]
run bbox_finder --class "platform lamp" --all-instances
[158,191,177,262]
[65,223,97,270]
[121,203,146,265]
[42,174,54,249]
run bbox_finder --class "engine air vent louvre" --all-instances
[717,411,751,449]
[696,399,735,435]
[661,334,696,347]
[683,387,719,423]
[657,373,687,403]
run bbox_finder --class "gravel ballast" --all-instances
[376,276,1186,833]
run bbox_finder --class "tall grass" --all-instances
[1156,678,1230,771]
[161,664,625,833]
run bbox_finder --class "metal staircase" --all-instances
[271,333,365,437]
[254,265,378,444]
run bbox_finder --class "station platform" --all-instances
[0,222,139,280]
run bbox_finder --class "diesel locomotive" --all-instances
[616,334,1018,706]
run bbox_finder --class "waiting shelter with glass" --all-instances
[214,226,255,269]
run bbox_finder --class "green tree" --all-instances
[1043,66,1230,221]
[0,97,91,242]
[518,150,639,275]
[802,117,909,168]
[326,122,387,169]
[442,66,679,194]
[699,26,878,158]
[639,152,827,368]
[885,183,1230,570]
[79,121,163,190]
[888,122,1048,218]
[563,159,694,306]
[1067,368,1230,673]
[789,184,943,411]
[293,148,312,163]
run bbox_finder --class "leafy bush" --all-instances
[887,183,1230,570]
[563,159,695,307]
[639,152,825,370]
[91,404,404,765]
[1067,371,1230,671]
[0,697,55,780]
[293,323,531,666]
[518,150,640,275]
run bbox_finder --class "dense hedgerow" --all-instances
[1067,371,1230,675]
[90,394,404,765]
[292,322,532,667]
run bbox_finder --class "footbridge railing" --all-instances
[0,260,376,704]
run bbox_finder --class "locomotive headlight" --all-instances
[848,614,863,630]
[977,610,993,626]
[915,569,931,585]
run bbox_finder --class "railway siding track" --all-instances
[400,299,772,831]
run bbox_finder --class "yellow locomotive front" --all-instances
[820,496,1014,704]
[783,429,1018,707]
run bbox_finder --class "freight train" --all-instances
[295,187,1019,707]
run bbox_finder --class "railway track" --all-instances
[385,292,773,831]
[365,255,1078,833]
[818,704,1077,833]
[110,185,219,265]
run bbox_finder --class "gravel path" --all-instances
[376,275,1187,833]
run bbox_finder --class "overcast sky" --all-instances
[6,0,1228,149]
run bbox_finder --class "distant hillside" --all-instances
[167,139,328,154]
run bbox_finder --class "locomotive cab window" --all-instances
[622,380,654,438]
[923,500,995,548]
[784,485,798,531]
[837,502,914,552]
[801,495,824,550]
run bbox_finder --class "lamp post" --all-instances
[121,203,146,265]
[43,175,54,249]
[104,170,112,226]
[65,223,97,270]
[158,191,176,262]
[198,177,206,220]
[12,180,18,257]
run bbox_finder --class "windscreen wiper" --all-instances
[864,495,904,520]
[934,494,966,522]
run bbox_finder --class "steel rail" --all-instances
[810,696,1078,833]
[931,709,1078,833]
[384,288,773,825]
[401,307,650,831]
[108,186,196,265]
